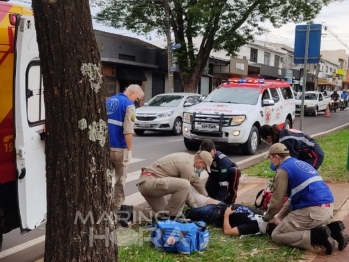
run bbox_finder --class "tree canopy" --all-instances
[94,0,333,92]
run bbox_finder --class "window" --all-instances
[326,66,328,73]
[148,95,184,107]
[250,48,258,62]
[26,63,45,125]
[264,52,270,65]
[280,87,294,100]
[185,96,201,106]
[269,88,280,103]
[274,55,280,68]
[262,89,271,100]
[288,55,293,66]
[118,54,136,62]
[330,68,332,73]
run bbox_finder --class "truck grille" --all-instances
[190,113,232,137]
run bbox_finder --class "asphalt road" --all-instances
[1,109,349,262]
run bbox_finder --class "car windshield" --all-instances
[204,87,260,105]
[297,93,317,100]
[147,95,184,107]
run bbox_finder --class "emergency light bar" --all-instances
[228,78,265,84]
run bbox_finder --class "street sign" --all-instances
[294,24,322,64]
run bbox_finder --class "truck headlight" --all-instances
[157,111,174,118]
[231,115,246,125]
[183,112,192,123]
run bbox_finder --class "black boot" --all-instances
[116,205,133,227]
[310,226,335,255]
[327,221,349,251]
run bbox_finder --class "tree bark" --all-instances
[32,1,117,261]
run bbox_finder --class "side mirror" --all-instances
[262,99,275,106]
[184,102,193,107]
[144,102,148,106]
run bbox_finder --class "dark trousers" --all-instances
[205,167,241,204]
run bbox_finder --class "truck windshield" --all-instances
[297,93,317,100]
[205,88,260,105]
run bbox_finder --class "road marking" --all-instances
[168,138,183,142]
[129,158,145,164]
[0,235,45,259]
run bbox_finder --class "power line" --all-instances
[323,25,349,51]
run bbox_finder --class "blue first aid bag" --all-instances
[149,220,210,254]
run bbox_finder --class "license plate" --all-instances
[139,124,150,128]
[201,124,217,129]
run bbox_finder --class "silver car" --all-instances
[134,93,203,135]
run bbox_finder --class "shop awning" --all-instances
[317,78,337,86]
[117,67,147,82]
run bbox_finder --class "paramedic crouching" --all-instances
[137,151,213,219]
[262,143,348,255]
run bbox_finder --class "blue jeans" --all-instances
[184,205,218,224]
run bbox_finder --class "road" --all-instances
[1,109,349,262]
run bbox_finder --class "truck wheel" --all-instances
[184,138,199,151]
[313,107,318,116]
[241,126,259,155]
[172,118,182,135]
[134,129,145,135]
[284,119,291,129]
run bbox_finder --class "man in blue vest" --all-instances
[106,84,144,210]
[259,143,348,254]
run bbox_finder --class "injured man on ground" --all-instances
[116,187,276,236]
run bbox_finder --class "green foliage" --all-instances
[94,0,333,90]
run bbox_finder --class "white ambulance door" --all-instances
[260,88,274,125]
[14,16,46,231]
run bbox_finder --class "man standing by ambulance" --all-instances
[106,84,144,210]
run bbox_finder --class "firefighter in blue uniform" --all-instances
[106,84,144,210]
[259,124,325,170]
[199,139,241,204]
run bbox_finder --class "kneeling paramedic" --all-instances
[200,139,241,204]
[137,151,213,219]
[259,143,348,255]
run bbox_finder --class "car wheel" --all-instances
[284,119,291,129]
[134,129,145,136]
[172,118,182,135]
[241,126,259,155]
[313,107,318,116]
[184,138,199,151]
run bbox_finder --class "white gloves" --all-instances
[255,215,268,234]
[122,150,132,166]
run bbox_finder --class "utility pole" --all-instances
[164,0,174,93]
[300,23,310,131]
[314,63,320,91]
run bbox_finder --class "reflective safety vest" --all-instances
[280,157,333,210]
[106,93,134,148]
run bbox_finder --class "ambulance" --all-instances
[182,78,296,155]
[0,1,46,249]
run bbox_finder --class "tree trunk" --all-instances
[32,1,117,261]
[181,67,202,93]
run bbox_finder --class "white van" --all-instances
[182,78,296,154]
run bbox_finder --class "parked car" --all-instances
[295,91,331,116]
[134,93,203,135]
[182,78,296,155]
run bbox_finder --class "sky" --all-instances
[10,0,349,53]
